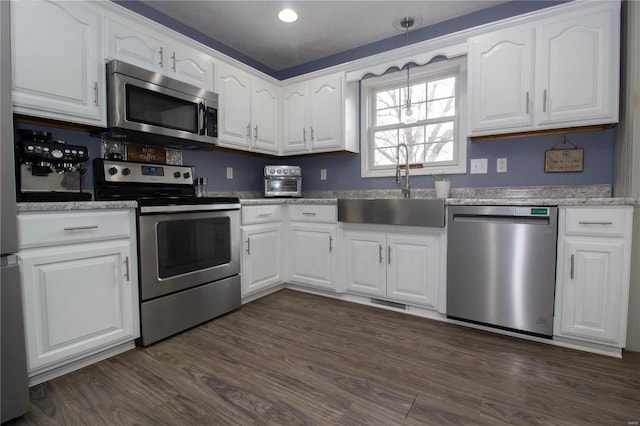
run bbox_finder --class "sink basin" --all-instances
[337,198,445,227]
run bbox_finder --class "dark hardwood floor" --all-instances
[9,289,640,425]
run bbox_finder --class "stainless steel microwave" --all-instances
[102,60,218,149]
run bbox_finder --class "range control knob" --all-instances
[51,149,64,159]
[174,171,181,178]
[108,167,118,176]
[183,172,191,179]
[121,168,131,176]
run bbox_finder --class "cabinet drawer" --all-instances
[19,210,133,249]
[242,205,283,225]
[289,204,337,223]
[564,208,626,237]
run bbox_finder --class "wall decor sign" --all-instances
[127,145,167,164]
[544,136,584,173]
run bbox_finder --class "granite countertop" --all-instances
[17,200,138,212]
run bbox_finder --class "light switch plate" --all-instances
[497,158,507,173]
[320,169,327,180]
[470,158,488,174]
[226,167,233,179]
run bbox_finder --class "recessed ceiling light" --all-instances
[278,8,298,23]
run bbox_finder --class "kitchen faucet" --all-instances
[396,143,411,198]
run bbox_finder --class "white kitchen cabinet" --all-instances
[283,73,355,154]
[287,205,337,291]
[215,61,278,154]
[104,18,212,90]
[241,205,283,296]
[12,0,105,126]
[468,2,619,136]
[17,209,139,380]
[554,206,633,347]
[342,225,442,309]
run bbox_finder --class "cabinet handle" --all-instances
[379,244,383,263]
[124,256,130,282]
[578,221,613,226]
[93,82,99,106]
[543,89,547,112]
[388,246,391,264]
[329,235,333,253]
[302,212,316,216]
[525,91,529,114]
[254,125,258,140]
[257,213,272,217]
[570,254,574,279]
[303,128,307,143]
[310,126,315,142]
[171,52,176,72]
[246,238,250,255]
[159,47,163,67]
[63,225,98,231]
[247,124,251,138]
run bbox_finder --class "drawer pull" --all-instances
[578,221,613,226]
[63,225,99,231]
[124,256,130,282]
[258,213,273,217]
[302,212,317,216]
[570,254,574,279]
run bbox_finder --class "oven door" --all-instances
[138,208,239,301]
[264,177,301,197]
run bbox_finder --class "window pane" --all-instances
[425,141,454,162]
[429,77,455,100]
[376,88,400,108]
[374,147,398,166]
[376,106,401,126]
[401,126,424,146]
[425,121,454,143]
[374,129,398,149]
[427,98,455,118]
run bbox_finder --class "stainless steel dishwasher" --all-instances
[446,205,558,337]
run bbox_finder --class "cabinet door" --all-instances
[241,225,282,296]
[166,42,213,90]
[104,18,164,73]
[12,0,104,125]
[556,238,625,345]
[309,74,342,151]
[468,27,534,133]
[387,234,438,308]
[251,79,279,153]
[289,224,336,291]
[282,83,309,153]
[19,240,137,373]
[215,61,252,149]
[343,230,386,297]
[536,9,617,125]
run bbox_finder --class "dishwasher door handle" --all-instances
[453,215,550,225]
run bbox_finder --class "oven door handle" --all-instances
[140,203,241,214]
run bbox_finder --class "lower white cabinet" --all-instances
[341,225,444,309]
[17,209,139,379]
[554,206,633,347]
[241,205,283,297]
[287,205,337,291]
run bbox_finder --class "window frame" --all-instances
[360,57,467,178]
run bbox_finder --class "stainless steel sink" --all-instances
[337,198,445,227]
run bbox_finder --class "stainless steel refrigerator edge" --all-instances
[1,1,30,421]
[446,206,558,337]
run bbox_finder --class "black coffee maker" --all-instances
[15,130,92,202]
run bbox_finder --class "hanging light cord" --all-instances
[402,17,414,117]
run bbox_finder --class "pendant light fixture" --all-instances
[400,16,415,118]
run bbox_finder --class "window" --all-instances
[361,58,467,177]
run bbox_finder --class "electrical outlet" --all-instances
[226,167,233,179]
[470,158,488,174]
[497,158,508,173]
[320,169,327,180]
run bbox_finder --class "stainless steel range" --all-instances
[94,159,240,346]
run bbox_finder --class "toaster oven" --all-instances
[264,165,301,197]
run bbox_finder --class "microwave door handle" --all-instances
[199,102,206,135]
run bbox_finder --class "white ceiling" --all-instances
[140,1,507,71]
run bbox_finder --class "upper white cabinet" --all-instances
[554,206,633,348]
[468,2,620,136]
[215,61,279,154]
[12,0,105,126]
[283,72,357,154]
[104,18,213,90]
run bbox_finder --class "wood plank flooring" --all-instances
[9,289,640,425]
